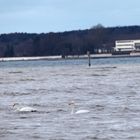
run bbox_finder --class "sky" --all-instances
[0,0,140,33]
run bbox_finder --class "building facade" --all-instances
[114,39,140,52]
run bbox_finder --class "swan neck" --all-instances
[71,105,75,114]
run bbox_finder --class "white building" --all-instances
[114,39,140,52]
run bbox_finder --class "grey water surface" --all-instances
[0,57,140,140]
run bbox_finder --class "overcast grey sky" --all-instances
[0,0,140,33]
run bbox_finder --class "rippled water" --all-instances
[0,57,140,140]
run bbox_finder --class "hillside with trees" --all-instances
[0,25,140,57]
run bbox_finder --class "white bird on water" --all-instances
[69,101,90,114]
[13,103,37,112]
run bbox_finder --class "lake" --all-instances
[0,57,140,140]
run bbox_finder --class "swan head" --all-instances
[12,103,19,107]
[68,101,75,106]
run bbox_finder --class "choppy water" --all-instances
[0,57,140,140]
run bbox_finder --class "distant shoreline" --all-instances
[0,53,140,62]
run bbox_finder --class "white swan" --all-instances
[69,101,90,114]
[13,103,37,112]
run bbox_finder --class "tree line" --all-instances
[0,25,140,57]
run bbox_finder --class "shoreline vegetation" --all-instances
[1,25,140,58]
[0,52,140,62]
